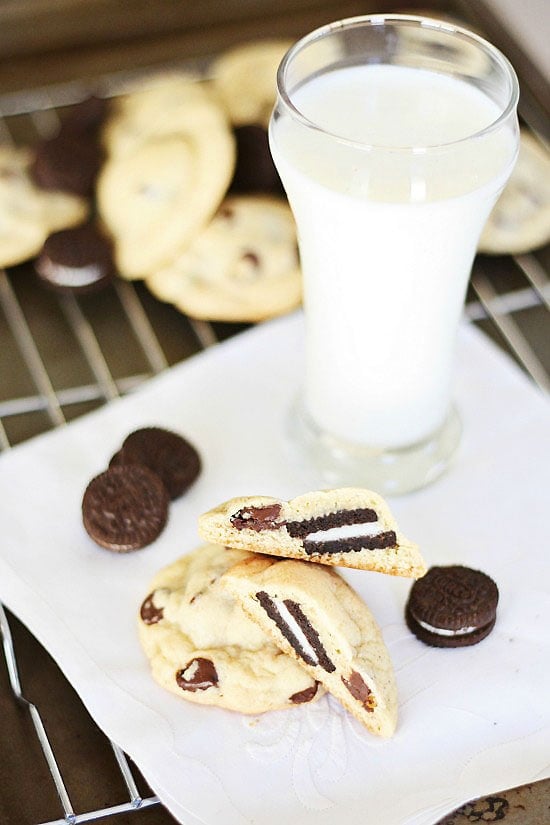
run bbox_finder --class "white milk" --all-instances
[270,64,517,448]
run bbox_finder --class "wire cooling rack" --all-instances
[0,55,548,825]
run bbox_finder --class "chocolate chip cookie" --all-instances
[138,543,323,713]
[199,487,426,578]
[147,194,301,322]
[221,554,398,736]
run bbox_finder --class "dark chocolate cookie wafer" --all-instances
[405,565,499,648]
[115,427,201,500]
[35,223,114,294]
[82,464,169,552]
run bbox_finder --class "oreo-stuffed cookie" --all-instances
[199,487,426,578]
[221,554,398,736]
[405,565,499,648]
[138,543,322,713]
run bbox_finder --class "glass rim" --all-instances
[275,13,520,153]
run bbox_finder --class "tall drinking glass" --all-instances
[269,14,519,494]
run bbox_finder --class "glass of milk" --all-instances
[270,14,519,494]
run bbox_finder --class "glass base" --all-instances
[286,398,462,496]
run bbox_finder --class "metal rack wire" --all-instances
[0,64,548,825]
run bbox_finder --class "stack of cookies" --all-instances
[97,40,303,323]
[138,487,428,738]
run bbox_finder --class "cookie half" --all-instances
[138,543,323,713]
[221,555,398,736]
[405,565,499,648]
[147,194,301,322]
[199,487,426,578]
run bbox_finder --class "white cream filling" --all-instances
[306,521,383,543]
[417,618,477,637]
[272,599,319,664]
[39,260,103,287]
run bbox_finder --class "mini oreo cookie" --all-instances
[114,427,201,500]
[82,464,169,552]
[405,565,499,648]
[35,223,114,293]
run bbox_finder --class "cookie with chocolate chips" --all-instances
[221,555,398,736]
[147,194,301,322]
[138,543,323,713]
[405,565,499,648]
[199,487,426,578]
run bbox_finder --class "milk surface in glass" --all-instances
[270,63,517,448]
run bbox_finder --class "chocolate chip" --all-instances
[140,591,164,625]
[289,682,319,704]
[82,464,169,552]
[176,658,218,692]
[341,671,376,712]
[231,504,282,531]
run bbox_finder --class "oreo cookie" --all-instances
[405,565,499,648]
[82,464,169,552]
[113,426,201,500]
[35,223,114,294]
[82,465,169,553]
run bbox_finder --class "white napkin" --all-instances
[0,312,548,825]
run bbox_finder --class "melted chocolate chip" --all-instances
[140,591,164,625]
[304,531,397,555]
[231,503,282,531]
[176,658,218,692]
[341,671,376,712]
[241,251,260,267]
[289,682,319,704]
[285,508,378,539]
